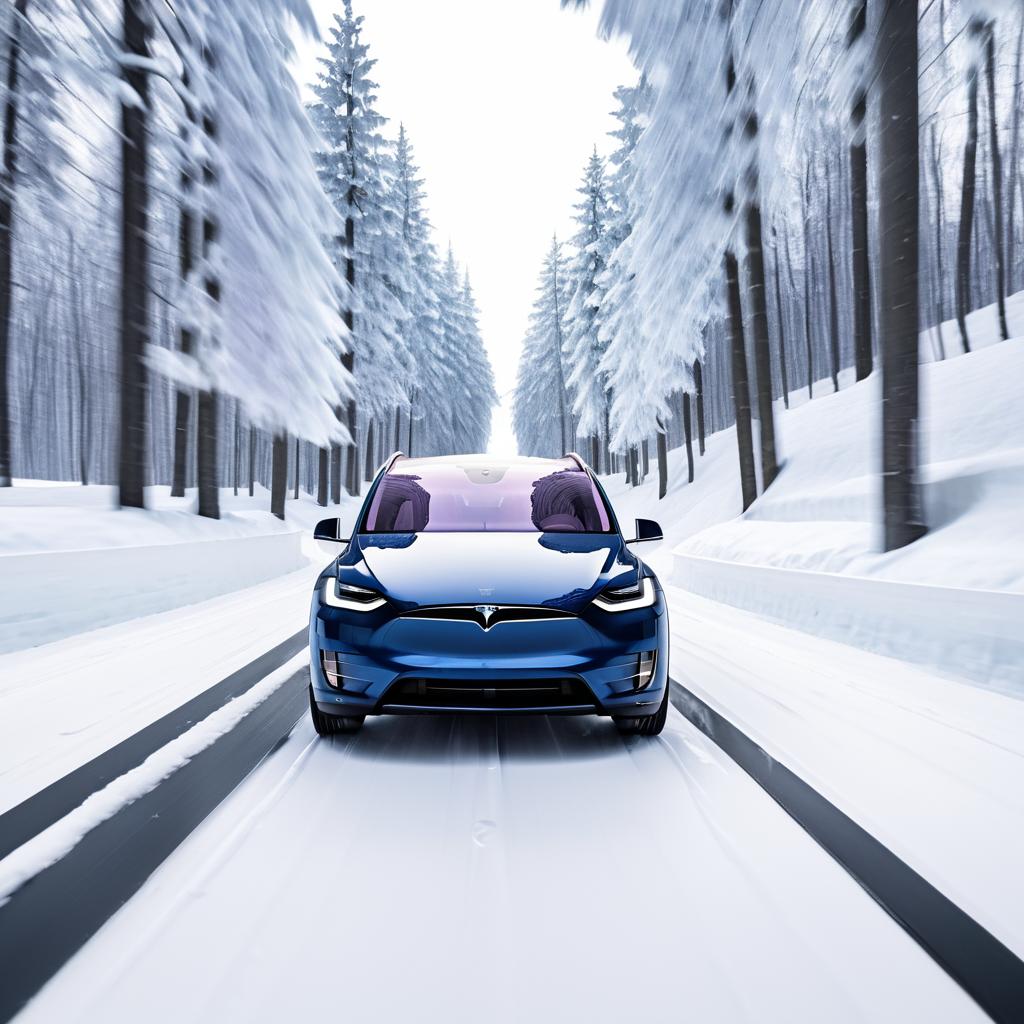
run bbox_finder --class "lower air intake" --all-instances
[384,677,594,711]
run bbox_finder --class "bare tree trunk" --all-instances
[117,0,151,509]
[877,0,926,550]
[394,405,402,452]
[317,446,328,506]
[850,0,873,381]
[294,437,300,499]
[590,435,599,471]
[69,238,91,485]
[1006,18,1024,293]
[801,164,815,398]
[929,122,947,358]
[956,21,983,354]
[640,438,649,479]
[364,417,375,481]
[726,250,757,511]
[825,164,841,392]
[682,392,695,484]
[0,0,27,488]
[248,425,255,497]
[196,54,220,520]
[233,400,239,496]
[693,358,706,454]
[171,69,197,500]
[196,390,218,518]
[656,421,668,498]
[407,392,414,456]
[771,225,790,408]
[984,21,1009,341]
[330,434,342,504]
[270,432,287,520]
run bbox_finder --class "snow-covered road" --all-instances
[15,697,982,1023]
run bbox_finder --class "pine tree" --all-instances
[563,149,613,471]
[513,237,573,457]
[391,124,437,456]
[147,0,352,522]
[310,0,407,497]
[597,76,678,476]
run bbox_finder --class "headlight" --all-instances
[322,579,386,611]
[592,576,656,612]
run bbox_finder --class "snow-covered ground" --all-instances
[13,710,982,1024]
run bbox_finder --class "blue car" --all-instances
[308,453,668,736]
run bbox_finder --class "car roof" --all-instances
[389,453,582,475]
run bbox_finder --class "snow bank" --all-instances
[0,531,305,655]
[0,485,359,653]
[602,334,1024,686]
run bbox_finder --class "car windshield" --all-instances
[360,458,613,533]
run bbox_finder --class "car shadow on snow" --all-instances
[331,712,627,765]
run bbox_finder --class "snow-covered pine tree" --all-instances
[456,272,496,453]
[596,76,682,487]
[391,124,445,458]
[512,236,573,457]
[147,0,352,521]
[309,0,408,499]
[563,148,613,472]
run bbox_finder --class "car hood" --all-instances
[352,532,636,611]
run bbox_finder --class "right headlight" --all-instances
[592,576,656,612]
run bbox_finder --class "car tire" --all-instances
[613,685,669,737]
[309,685,365,735]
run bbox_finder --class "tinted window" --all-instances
[361,459,613,533]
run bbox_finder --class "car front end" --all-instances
[307,454,669,736]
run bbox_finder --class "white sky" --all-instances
[296,0,634,455]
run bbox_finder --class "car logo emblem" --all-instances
[475,604,499,628]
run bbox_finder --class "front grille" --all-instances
[400,605,574,631]
[383,677,594,711]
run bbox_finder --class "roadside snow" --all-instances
[0,485,360,653]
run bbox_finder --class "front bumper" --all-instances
[308,583,668,718]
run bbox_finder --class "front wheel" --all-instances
[613,685,668,737]
[309,685,365,735]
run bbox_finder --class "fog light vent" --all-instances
[320,650,343,689]
[634,650,657,691]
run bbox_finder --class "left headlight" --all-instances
[592,576,656,612]
[322,578,387,611]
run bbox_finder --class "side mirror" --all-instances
[314,517,349,555]
[627,518,663,544]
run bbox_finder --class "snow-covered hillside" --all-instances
[603,337,1024,686]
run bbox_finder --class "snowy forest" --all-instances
[514,0,1022,551]
[0,0,496,520]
